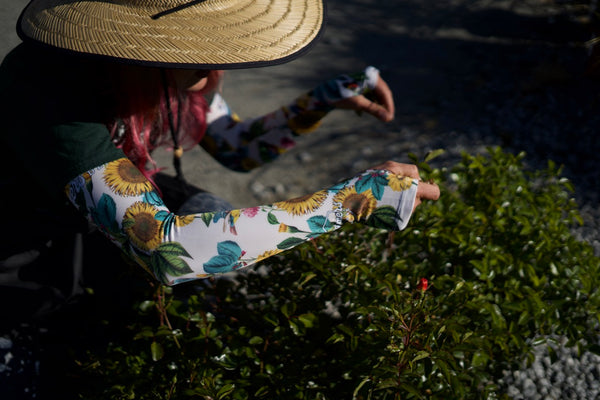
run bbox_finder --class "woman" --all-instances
[0,0,439,296]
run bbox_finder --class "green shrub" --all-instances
[61,147,599,399]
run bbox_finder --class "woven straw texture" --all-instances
[19,0,324,68]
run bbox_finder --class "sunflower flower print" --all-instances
[103,158,153,196]
[122,202,164,252]
[332,186,378,223]
[255,248,284,263]
[175,214,195,227]
[387,174,414,192]
[274,190,328,216]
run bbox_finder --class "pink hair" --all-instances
[108,68,223,182]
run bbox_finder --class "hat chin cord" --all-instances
[160,70,189,196]
[151,0,209,20]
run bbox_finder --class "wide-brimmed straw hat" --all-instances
[17,0,326,69]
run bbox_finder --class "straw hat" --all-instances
[17,0,326,69]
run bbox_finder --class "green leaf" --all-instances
[133,327,155,340]
[400,383,422,398]
[353,376,371,398]
[298,313,316,328]
[471,351,489,368]
[424,148,446,162]
[434,358,452,384]
[138,300,155,313]
[288,320,304,336]
[249,336,264,345]
[216,384,235,399]
[483,303,507,331]
[280,302,296,318]
[151,341,164,362]
[263,313,279,327]
[411,350,430,363]
[327,333,345,344]
[254,386,270,397]
[298,272,317,288]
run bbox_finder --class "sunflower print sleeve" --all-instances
[201,66,381,172]
[66,156,417,286]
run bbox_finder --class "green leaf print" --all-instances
[277,237,306,250]
[267,212,279,225]
[151,242,194,283]
[156,242,192,258]
[365,206,400,230]
[200,212,213,227]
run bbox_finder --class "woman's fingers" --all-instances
[370,161,440,211]
[334,96,392,122]
[418,181,440,201]
[332,76,395,122]
[355,76,395,122]
[415,181,440,208]
[372,161,419,179]
[372,77,395,121]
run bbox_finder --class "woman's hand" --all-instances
[373,161,440,210]
[333,75,395,122]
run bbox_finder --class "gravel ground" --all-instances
[501,336,600,400]
[2,0,600,398]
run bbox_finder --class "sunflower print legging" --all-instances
[66,158,418,285]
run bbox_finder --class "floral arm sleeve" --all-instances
[66,157,418,285]
[201,66,380,171]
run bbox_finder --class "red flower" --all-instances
[416,278,428,291]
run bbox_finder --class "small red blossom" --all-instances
[416,278,428,291]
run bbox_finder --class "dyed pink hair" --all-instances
[108,67,223,181]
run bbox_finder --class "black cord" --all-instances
[160,70,188,195]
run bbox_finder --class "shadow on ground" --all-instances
[241,0,599,207]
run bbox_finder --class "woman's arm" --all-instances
[200,67,387,171]
[66,157,421,285]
